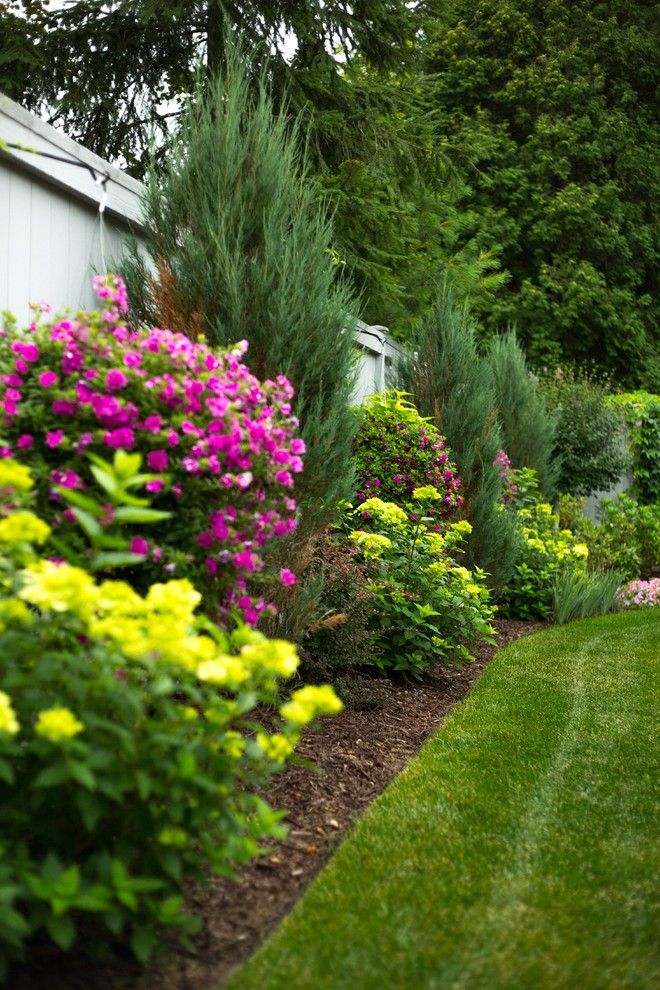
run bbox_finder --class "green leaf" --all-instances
[91,551,145,570]
[71,507,102,540]
[33,763,71,789]
[67,760,96,790]
[131,924,157,963]
[46,913,76,950]
[0,758,14,785]
[113,506,172,523]
[90,465,119,496]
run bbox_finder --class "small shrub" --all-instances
[345,488,496,677]
[616,578,660,608]
[300,532,383,672]
[0,461,341,977]
[501,470,589,620]
[559,494,660,582]
[539,367,629,497]
[552,569,622,625]
[353,391,463,526]
[0,276,302,623]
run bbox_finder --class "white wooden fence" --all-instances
[0,93,402,404]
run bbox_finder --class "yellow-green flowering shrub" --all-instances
[346,488,496,677]
[0,461,341,979]
[500,469,589,619]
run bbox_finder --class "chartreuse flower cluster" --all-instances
[0,472,342,974]
[344,494,495,676]
[501,477,592,619]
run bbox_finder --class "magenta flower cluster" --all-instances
[616,578,660,609]
[0,275,303,623]
[494,449,518,503]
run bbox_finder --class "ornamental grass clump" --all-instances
[353,391,463,527]
[0,460,341,978]
[0,275,304,624]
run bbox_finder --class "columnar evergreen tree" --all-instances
[402,286,519,588]
[425,0,660,386]
[122,46,357,532]
[486,332,559,498]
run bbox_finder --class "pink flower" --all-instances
[144,415,162,432]
[147,450,168,471]
[167,430,179,447]
[290,438,306,455]
[123,351,142,367]
[275,470,294,488]
[39,371,59,388]
[17,434,33,449]
[103,427,135,449]
[52,399,78,415]
[279,568,296,587]
[130,537,149,556]
[146,479,164,494]
[106,369,128,391]
[46,430,65,448]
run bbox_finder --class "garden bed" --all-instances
[13,619,542,990]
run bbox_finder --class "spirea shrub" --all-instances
[0,276,304,623]
[0,460,341,977]
[345,488,495,677]
[616,578,660,609]
[353,391,463,526]
[500,469,590,620]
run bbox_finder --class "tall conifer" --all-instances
[123,43,357,535]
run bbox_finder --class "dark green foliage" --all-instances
[485,332,559,498]
[121,51,357,528]
[558,493,660,581]
[425,0,660,385]
[552,569,621,625]
[539,368,629,497]
[402,287,519,587]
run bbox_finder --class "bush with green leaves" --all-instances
[345,489,496,678]
[538,367,629,497]
[353,391,463,526]
[0,460,341,979]
[558,493,660,581]
[607,391,660,504]
[501,470,590,620]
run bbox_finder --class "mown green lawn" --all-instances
[226,610,659,990]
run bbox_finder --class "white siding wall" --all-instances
[0,94,144,323]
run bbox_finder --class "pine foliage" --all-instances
[485,332,559,498]
[402,286,519,588]
[122,46,357,526]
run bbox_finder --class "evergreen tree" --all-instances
[425,0,660,386]
[122,46,357,533]
[402,285,519,588]
[485,332,559,498]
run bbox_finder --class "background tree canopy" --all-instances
[1,0,657,382]
[424,0,660,387]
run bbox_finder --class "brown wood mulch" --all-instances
[13,618,544,990]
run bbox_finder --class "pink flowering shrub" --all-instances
[353,391,462,526]
[0,275,304,622]
[616,578,660,609]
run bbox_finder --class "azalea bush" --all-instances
[500,469,589,620]
[616,578,660,609]
[353,391,463,527]
[0,460,341,978]
[0,275,304,623]
[345,488,495,677]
